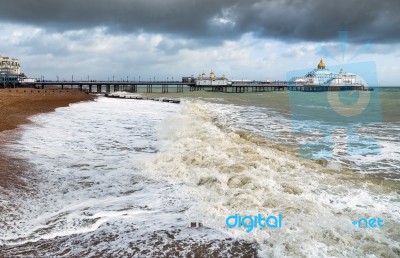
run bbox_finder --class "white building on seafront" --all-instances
[291,59,363,87]
[0,55,24,84]
[0,56,21,75]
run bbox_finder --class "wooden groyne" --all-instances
[104,93,181,104]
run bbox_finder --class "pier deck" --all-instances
[20,81,193,93]
[15,81,371,94]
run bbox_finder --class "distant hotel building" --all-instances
[1,56,21,74]
[0,56,23,85]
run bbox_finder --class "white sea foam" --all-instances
[0,98,194,246]
[1,97,399,257]
[140,100,400,257]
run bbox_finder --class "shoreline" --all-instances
[0,88,94,132]
[0,88,95,190]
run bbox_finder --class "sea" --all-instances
[0,87,399,257]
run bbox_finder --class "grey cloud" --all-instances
[0,0,399,44]
[156,39,187,55]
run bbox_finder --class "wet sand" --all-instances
[0,88,94,190]
[0,88,94,132]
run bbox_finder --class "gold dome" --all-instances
[317,59,326,69]
[210,70,216,80]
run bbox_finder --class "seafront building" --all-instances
[0,56,21,74]
[290,59,362,87]
[0,56,23,85]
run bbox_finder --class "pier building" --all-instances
[195,70,229,86]
[290,59,363,88]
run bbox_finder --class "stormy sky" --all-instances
[0,0,399,85]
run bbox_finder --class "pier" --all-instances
[187,83,286,93]
[20,80,193,93]
[21,80,291,93]
[20,80,290,93]
[16,80,372,94]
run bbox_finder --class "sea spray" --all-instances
[141,99,400,257]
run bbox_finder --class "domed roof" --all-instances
[210,70,216,79]
[317,59,326,69]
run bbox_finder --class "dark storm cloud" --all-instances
[0,0,398,44]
